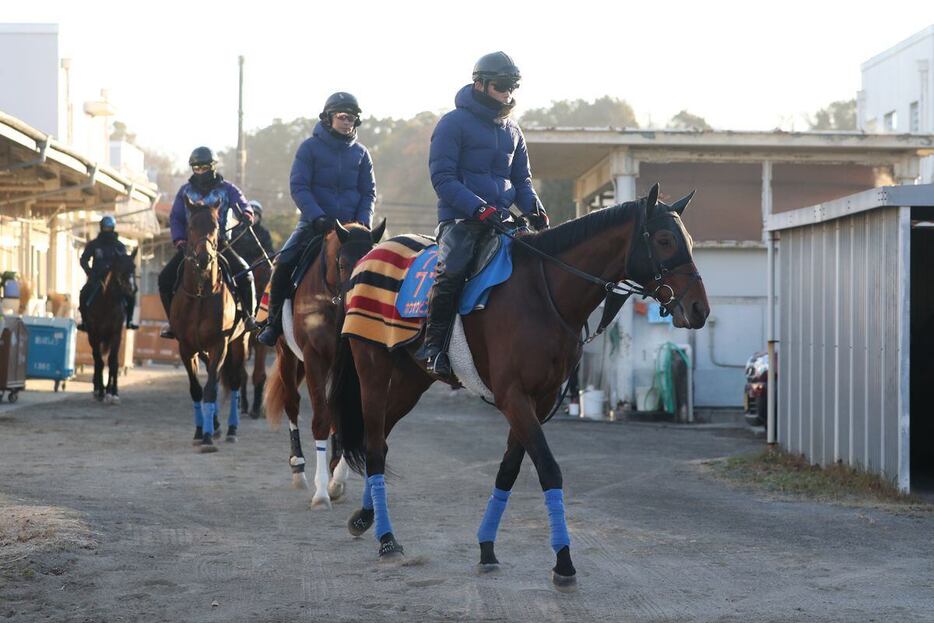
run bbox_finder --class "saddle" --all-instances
[341,233,513,350]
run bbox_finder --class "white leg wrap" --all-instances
[311,441,331,509]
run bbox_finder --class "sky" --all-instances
[6,0,934,167]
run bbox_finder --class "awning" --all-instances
[0,110,159,236]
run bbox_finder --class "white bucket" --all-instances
[567,402,580,417]
[580,389,606,420]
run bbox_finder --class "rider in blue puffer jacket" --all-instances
[416,51,549,381]
[256,92,376,346]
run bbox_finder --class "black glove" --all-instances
[312,216,338,234]
[528,208,549,231]
[475,205,509,227]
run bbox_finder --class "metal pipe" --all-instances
[763,160,777,446]
[705,317,745,368]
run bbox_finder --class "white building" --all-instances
[859,25,934,183]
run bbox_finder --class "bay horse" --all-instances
[170,204,250,453]
[328,185,710,591]
[265,220,385,508]
[85,250,137,404]
[230,226,273,420]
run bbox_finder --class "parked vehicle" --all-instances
[743,351,772,426]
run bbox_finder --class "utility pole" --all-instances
[236,55,246,187]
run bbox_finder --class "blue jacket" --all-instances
[429,84,541,223]
[169,178,252,243]
[289,122,376,227]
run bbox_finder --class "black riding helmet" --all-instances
[472,51,521,87]
[188,146,216,167]
[320,92,362,127]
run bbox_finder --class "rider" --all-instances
[256,91,376,347]
[244,200,275,258]
[158,146,258,339]
[77,215,139,331]
[416,51,549,380]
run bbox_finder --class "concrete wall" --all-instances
[860,25,934,182]
[0,24,59,138]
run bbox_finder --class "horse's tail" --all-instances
[264,350,288,431]
[328,336,365,474]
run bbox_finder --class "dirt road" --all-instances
[1,370,932,622]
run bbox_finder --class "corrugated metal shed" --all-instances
[766,185,934,491]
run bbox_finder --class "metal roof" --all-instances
[766,184,934,231]
[0,110,158,216]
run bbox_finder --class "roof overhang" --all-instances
[0,110,158,220]
[525,127,934,181]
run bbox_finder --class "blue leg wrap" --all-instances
[367,474,393,540]
[361,475,373,510]
[228,390,240,427]
[202,402,215,435]
[477,487,511,543]
[193,402,203,428]
[544,489,570,553]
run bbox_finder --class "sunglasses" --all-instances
[191,164,214,173]
[332,112,359,123]
[491,79,519,93]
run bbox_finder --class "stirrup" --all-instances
[160,325,176,339]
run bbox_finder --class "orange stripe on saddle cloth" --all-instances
[341,234,435,349]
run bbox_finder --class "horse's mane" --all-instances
[518,199,641,256]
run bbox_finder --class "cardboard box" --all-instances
[75,327,134,369]
[140,294,167,322]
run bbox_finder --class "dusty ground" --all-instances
[1,369,933,622]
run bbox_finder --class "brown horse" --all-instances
[265,220,385,508]
[328,185,710,590]
[85,250,137,404]
[170,204,250,452]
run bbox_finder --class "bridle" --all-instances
[498,198,702,343]
[326,234,376,306]
[181,231,221,299]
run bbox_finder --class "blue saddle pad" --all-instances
[396,234,514,319]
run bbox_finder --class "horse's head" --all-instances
[330,218,387,297]
[187,205,220,270]
[630,184,710,329]
[110,248,137,297]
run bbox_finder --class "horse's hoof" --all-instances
[226,426,238,443]
[102,394,113,405]
[291,473,309,490]
[476,563,501,575]
[327,480,346,501]
[199,434,218,454]
[378,534,404,563]
[212,429,222,440]
[94,394,104,402]
[249,409,262,420]
[109,395,120,405]
[348,508,374,537]
[192,428,203,446]
[552,571,578,593]
[310,496,332,511]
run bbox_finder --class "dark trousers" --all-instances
[423,219,494,349]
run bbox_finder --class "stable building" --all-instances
[525,127,934,410]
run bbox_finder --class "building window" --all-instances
[884,110,897,132]
[910,101,920,132]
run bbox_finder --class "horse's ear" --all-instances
[645,182,658,218]
[670,190,696,215]
[371,218,387,244]
[335,221,350,244]
[131,247,138,259]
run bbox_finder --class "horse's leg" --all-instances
[239,360,250,416]
[476,430,525,573]
[304,351,336,509]
[225,335,247,442]
[499,387,577,591]
[106,332,121,404]
[347,353,434,538]
[250,341,267,420]
[199,342,227,452]
[179,348,204,445]
[90,339,105,401]
[274,343,307,490]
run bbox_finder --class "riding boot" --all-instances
[415,281,459,381]
[159,289,175,339]
[237,276,258,331]
[124,296,139,330]
[257,264,292,347]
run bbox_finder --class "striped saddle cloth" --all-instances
[342,234,436,349]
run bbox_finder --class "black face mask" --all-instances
[190,170,218,192]
[472,88,516,118]
[99,230,117,242]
